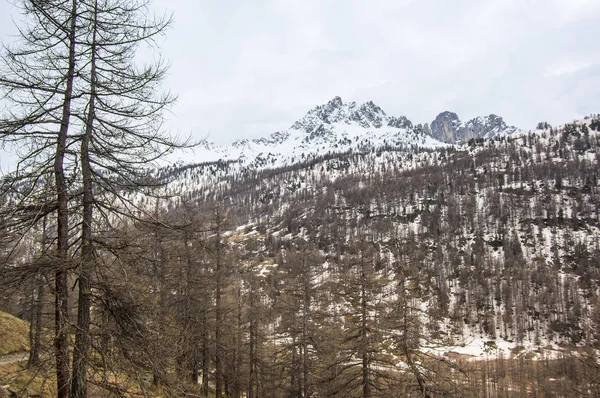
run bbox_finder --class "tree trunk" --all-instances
[183,229,199,384]
[248,276,255,398]
[201,310,209,396]
[71,3,98,396]
[152,201,167,387]
[29,189,50,369]
[233,287,242,398]
[302,259,310,398]
[402,289,430,398]
[291,342,299,397]
[215,222,223,398]
[27,285,35,365]
[54,1,78,397]
[27,273,44,369]
[361,263,370,398]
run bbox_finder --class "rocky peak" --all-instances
[464,114,518,140]
[291,97,396,133]
[430,112,463,143]
[353,101,387,128]
[466,114,505,130]
[430,112,518,143]
[328,96,343,109]
[291,96,345,132]
[436,111,460,121]
[388,116,413,129]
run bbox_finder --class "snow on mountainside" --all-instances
[193,97,447,169]
[157,114,600,365]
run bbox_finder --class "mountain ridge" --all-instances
[194,97,448,170]
[191,97,521,169]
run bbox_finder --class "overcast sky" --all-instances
[1,0,599,161]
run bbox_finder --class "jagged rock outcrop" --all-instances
[430,112,518,143]
[430,111,463,143]
[291,96,392,132]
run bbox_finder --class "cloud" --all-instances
[0,0,598,147]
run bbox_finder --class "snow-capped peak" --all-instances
[186,98,523,171]
[189,97,446,170]
[291,96,391,132]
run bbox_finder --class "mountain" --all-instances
[191,98,523,170]
[161,114,600,350]
[3,94,599,396]
[193,97,447,170]
[141,114,600,397]
[430,111,519,144]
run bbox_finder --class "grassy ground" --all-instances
[0,310,29,356]
[0,310,36,396]
[0,361,56,397]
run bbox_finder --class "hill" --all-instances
[0,310,28,357]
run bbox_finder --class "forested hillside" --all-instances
[3,115,599,397]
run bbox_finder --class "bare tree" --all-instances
[202,203,230,397]
[0,1,79,396]
[65,0,189,395]
[1,1,186,396]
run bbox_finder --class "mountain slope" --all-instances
[162,114,600,359]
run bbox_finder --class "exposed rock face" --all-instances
[430,112,518,143]
[430,111,463,144]
[388,116,413,129]
[464,114,518,139]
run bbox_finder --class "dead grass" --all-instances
[0,361,56,397]
[0,311,29,356]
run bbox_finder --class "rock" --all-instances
[430,112,518,143]
[430,111,463,143]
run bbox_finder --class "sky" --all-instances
[1,0,600,168]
